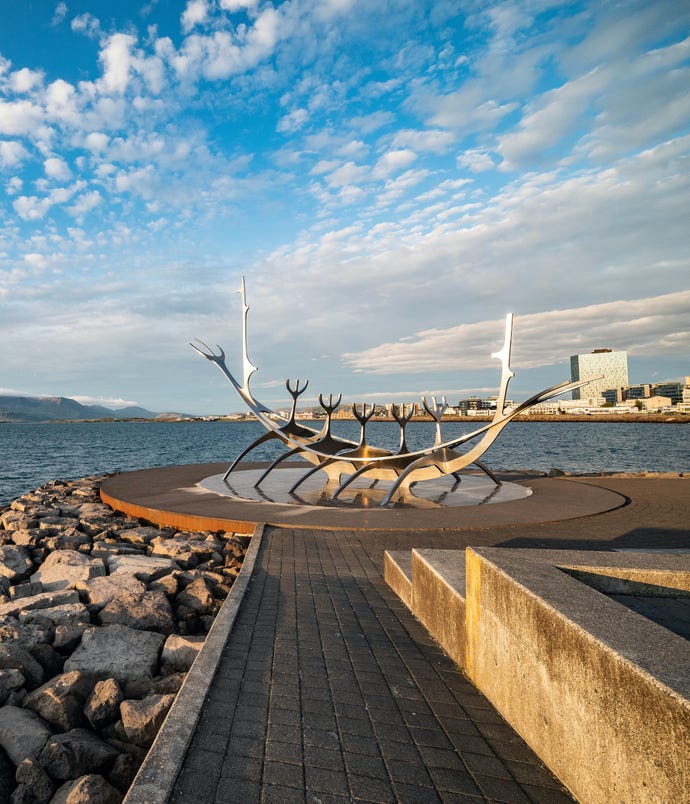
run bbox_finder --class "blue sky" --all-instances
[0,0,688,415]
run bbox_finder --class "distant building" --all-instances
[652,382,683,405]
[570,349,628,400]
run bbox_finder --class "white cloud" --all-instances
[343,291,690,375]
[391,129,454,153]
[0,100,43,136]
[182,0,211,34]
[6,176,23,194]
[44,156,72,181]
[0,141,30,169]
[69,395,142,408]
[51,2,68,26]
[99,33,136,95]
[10,67,44,93]
[457,149,495,173]
[497,69,605,170]
[219,0,258,10]
[44,79,80,125]
[373,149,417,178]
[71,12,101,39]
[68,190,102,219]
[23,252,51,269]
[84,132,109,152]
[277,108,309,133]
[13,196,52,220]
[349,110,395,134]
[326,161,368,187]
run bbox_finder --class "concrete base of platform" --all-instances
[100,462,627,532]
[385,547,690,803]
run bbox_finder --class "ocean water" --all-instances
[0,419,687,507]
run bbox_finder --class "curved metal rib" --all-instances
[254,444,304,487]
[222,430,278,481]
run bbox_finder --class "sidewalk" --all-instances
[113,472,689,803]
[171,526,573,803]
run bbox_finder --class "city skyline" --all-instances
[1,1,689,415]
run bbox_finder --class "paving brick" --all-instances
[263,760,304,789]
[475,773,534,802]
[168,523,579,802]
[261,783,305,803]
[303,744,345,772]
[348,773,396,802]
[305,766,349,796]
[265,739,303,765]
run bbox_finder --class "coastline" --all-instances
[1,413,686,424]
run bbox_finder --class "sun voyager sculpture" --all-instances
[192,279,592,507]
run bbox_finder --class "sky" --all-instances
[0,0,688,416]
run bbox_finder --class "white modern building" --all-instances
[570,349,629,400]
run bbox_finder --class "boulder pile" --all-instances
[0,475,248,803]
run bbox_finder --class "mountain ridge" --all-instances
[0,395,159,422]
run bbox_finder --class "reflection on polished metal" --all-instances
[192,279,597,506]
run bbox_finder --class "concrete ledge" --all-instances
[383,550,412,608]
[123,522,265,804]
[411,549,467,669]
[465,548,690,804]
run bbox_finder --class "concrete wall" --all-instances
[411,549,466,669]
[464,548,690,804]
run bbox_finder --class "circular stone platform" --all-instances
[100,462,628,533]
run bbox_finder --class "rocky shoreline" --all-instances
[0,474,248,803]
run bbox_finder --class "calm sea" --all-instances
[0,419,687,507]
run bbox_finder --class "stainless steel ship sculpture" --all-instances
[192,279,594,506]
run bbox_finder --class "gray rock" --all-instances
[98,589,174,635]
[176,577,216,615]
[12,757,54,804]
[0,590,80,619]
[49,773,122,804]
[31,551,105,592]
[43,527,91,552]
[120,693,175,747]
[148,572,179,596]
[150,536,216,569]
[0,619,54,649]
[74,503,115,519]
[111,526,160,545]
[77,516,119,537]
[1,510,38,530]
[10,582,44,600]
[0,746,13,801]
[0,668,25,704]
[27,645,65,680]
[149,672,185,695]
[0,706,52,765]
[106,750,141,794]
[0,545,33,583]
[0,643,44,689]
[37,517,76,531]
[38,729,119,781]
[9,529,43,547]
[23,671,95,732]
[161,634,204,672]
[84,678,123,731]
[64,625,164,696]
[77,575,145,609]
[41,531,92,552]
[20,603,90,629]
[107,555,178,583]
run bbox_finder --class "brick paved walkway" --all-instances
[160,476,689,803]
[171,526,574,803]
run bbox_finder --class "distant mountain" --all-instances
[0,396,159,423]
